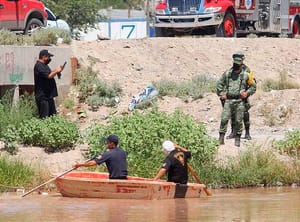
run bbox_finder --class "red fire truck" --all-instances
[154,0,300,37]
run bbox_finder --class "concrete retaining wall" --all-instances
[0,46,72,103]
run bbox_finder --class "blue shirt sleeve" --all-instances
[95,151,111,165]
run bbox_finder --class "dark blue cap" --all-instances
[105,134,119,144]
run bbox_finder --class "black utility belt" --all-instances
[227,96,241,99]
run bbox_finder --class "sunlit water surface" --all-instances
[1,187,300,222]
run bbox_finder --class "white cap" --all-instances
[162,140,175,153]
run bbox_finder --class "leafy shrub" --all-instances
[0,28,71,46]
[0,29,24,45]
[51,28,72,44]
[274,130,300,159]
[262,70,299,92]
[4,115,82,152]
[86,109,218,178]
[202,147,299,188]
[76,66,122,107]
[153,74,217,100]
[32,28,57,45]
[32,28,72,45]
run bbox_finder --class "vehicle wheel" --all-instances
[155,27,170,37]
[216,12,236,37]
[293,19,300,38]
[24,18,43,34]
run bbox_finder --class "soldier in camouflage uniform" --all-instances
[226,52,256,140]
[217,55,256,147]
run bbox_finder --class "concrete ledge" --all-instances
[0,46,72,102]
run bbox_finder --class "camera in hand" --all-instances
[57,61,67,79]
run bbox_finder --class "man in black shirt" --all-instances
[154,140,191,184]
[74,134,128,179]
[34,49,64,118]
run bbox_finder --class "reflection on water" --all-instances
[1,187,300,222]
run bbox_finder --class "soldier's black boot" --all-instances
[243,127,252,140]
[219,133,225,145]
[226,119,236,139]
[226,129,236,139]
[235,134,241,147]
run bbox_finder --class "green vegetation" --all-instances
[153,75,217,100]
[262,70,299,92]
[0,28,71,46]
[0,92,80,152]
[0,29,30,45]
[44,0,102,32]
[0,92,37,149]
[76,66,122,107]
[32,28,72,45]
[274,130,300,159]
[98,0,144,10]
[201,146,299,188]
[44,0,146,32]
[11,116,81,152]
[2,116,81,152]
[0,156,35,192]
[86,109,218,177]
[63,97,75,110]
[85,110,300,187]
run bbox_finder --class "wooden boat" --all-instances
[55,171,206,200]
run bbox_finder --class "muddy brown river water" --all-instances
[1,187,300,222]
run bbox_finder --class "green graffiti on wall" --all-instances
[9,73,24,84]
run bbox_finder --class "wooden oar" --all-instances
[21,167,76,197]
[187,163,212,196]
[22,158,94,197]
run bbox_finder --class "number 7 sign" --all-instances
[121,24,136,39]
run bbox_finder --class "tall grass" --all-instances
[76,66,122,107]
[262,70,299,92]
[153,74,217,100]
[0,91,37,139]
[200,146,299,188]
[0,156,35,192]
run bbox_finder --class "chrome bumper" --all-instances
[154,12,224,28]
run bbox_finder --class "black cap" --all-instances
[39,49,54,58]
[105,134,119,145]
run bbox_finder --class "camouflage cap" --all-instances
[233,57,243,65]
[232,51,245,60]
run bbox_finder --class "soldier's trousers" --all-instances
[230,101,250,130]
[219,99,245,135]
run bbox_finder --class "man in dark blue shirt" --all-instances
[74,134,128,179]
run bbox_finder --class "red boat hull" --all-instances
[55,172,205,200]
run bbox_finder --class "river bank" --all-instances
[1,37,300,190]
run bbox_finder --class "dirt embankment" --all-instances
[6,37,300,173]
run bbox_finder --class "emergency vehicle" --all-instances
[154,0,300,37]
